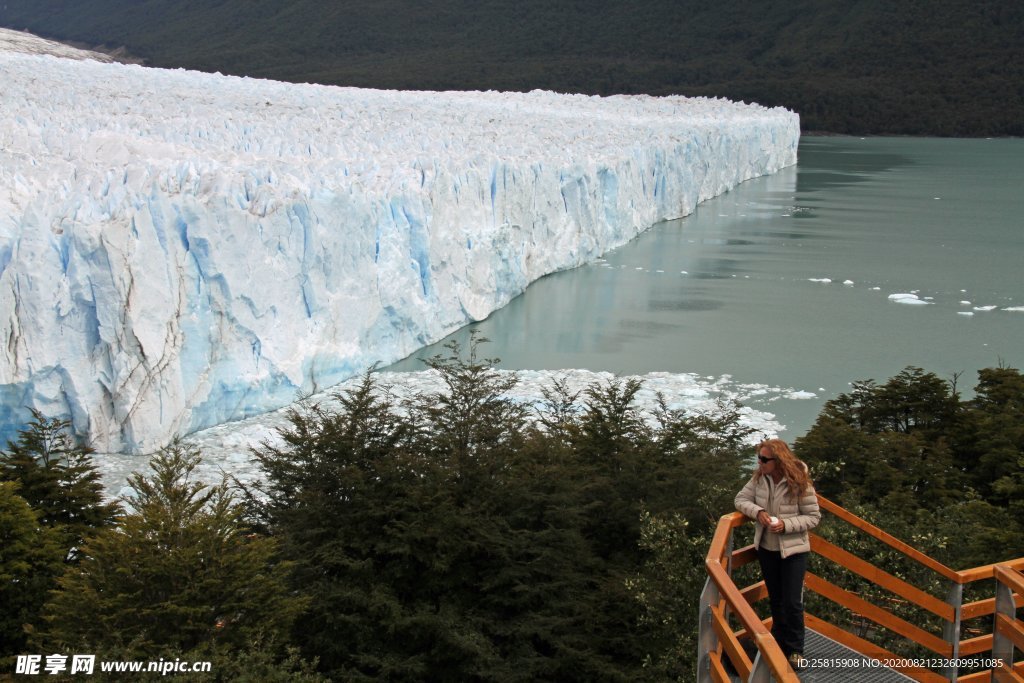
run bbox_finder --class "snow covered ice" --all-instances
[96,368,814,496]
[0,29,799,453]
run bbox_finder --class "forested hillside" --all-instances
[1,0,1020,136]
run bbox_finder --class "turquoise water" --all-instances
[385,137,1024,440]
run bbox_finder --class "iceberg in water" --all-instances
[0,30,799,453]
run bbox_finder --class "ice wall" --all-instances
[0,42,799,453]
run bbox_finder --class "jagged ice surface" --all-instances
[0,40,799,452]
[97,368,815,497]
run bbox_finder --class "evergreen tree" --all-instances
[247,371,435,679]
[954,367,1024,505]
[795,367,965,511]
[38,442,305,665]
[248,338,761,680]
[0,410,120,559]
[0,482,65,666]
[626,508,710,682]
[794,364,1024,640]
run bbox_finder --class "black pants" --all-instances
[757,548,808,657]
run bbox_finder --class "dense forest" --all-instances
[1,0,1021,136]
[2,337,1022,680]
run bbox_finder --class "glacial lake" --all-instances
[385,137,1024,441]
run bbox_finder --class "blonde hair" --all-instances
[757,438,811,496]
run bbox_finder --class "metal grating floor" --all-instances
[794,630,915,682]
[729,629,915,682]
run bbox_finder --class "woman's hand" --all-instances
[757,511,785,533]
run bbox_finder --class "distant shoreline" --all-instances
[801,130,1020,139]
[8,27,1017,140]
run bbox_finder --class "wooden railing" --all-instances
[698,494,1024,682]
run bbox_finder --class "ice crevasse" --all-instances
[0,46,799,453]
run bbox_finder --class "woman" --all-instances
[734,438,820,671]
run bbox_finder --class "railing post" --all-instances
[700,522,737,682]
[724,530,735,574]
[697,577,721,683]
[941,581,963,681]
[992,570,1015,676]
[749,651,772,682]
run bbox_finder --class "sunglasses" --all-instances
[757,455,776,464]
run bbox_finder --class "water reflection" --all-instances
[648,298,722,312]
[795,140,912,194]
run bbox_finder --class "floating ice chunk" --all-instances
[960,301,972,305]
[786,390,817,399]
[1004,306,1024,312]
[973,305,997,311]
[843,280,854,286]
[958,312,974,316]
[808,278,832,283]
[888,293,932,305]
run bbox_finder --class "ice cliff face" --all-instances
[0,33,799,453]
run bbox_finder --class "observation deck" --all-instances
[699,495,1024,682]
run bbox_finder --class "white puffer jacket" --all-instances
[735,464,821,558]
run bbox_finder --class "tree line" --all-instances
[2,339,1022,679]
[1,0,1021,136]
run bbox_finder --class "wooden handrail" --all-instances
[707,651,730,683]
[994,665,1024,683]
[804,572,952,655]
[731,543,758,569]
[709,511,745,565]
[963,593,1024,621]
[959,557,1024,584]
[739,580,767,606]
[995,613,1024,654]
[816,495,960,581]
[809,533,954,621]
[711,603,752,679]
[704,558,796,680]
[995,564,1024,596]
[970,663,1024,683]
[704,559,772,640]
[959,633,993,656]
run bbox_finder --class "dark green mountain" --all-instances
[2,0,1021,135]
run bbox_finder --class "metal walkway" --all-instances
[795,630,914,682]
[728,629,914,682]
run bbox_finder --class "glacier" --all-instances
[0,29,799,453]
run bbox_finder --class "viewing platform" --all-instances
[699,495,1024,682]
